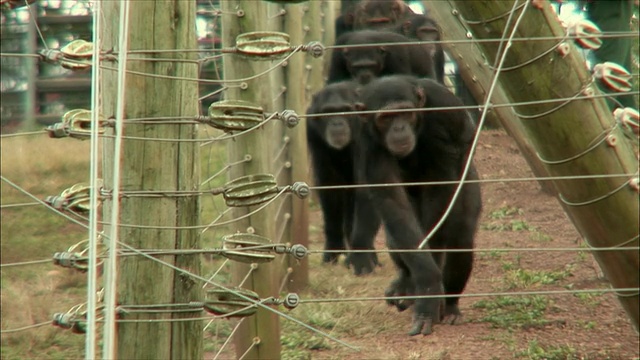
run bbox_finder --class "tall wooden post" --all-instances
[221,1,281,358]
[279,3,311,292]
[100,1,202,359]
[425,1,557,195]
[451,0,639,331]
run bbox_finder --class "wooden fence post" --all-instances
[221,1,282,358]
[100,1,202,358]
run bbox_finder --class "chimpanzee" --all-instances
[335,0,416,39]
[392,14,445,84]
[306,81,381,265]
[350,75,482,336]
[328,30,437,85]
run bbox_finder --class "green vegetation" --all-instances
[503,265,573,289]
[515,340,578,360]
[473,296,552,330]
[488,206,524,219]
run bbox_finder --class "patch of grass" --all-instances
[573,291,605,307]
[478,250,504,261]
[515,339,578,360]
[488,206,524,219]
[473,296,552,329]
[482,220,534,232]
[529,231,552,242]
[503,265,573,289]
[577,320,597,330]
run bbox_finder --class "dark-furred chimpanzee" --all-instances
[350,75,482,335]
[392,14,445,84]
[306,81,381,265]
[328,30,437,85]
[335,0,416,39]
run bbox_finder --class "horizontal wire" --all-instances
[310,173,635,190]
[0,202,41,209]
[298,287,640,304]
[5,238,636,269]
[0,321,50,334]
[310,245,639,254]
[10,30,632,58]
[0,85,635,143]
[0,259,52,268]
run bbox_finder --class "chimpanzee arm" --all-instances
[363,148,425,249]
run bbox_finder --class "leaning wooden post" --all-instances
[100,1,202,359]
[425,1,558,195]
[280,3,311,292]
[451,0,638,331]
[221,1,281,358]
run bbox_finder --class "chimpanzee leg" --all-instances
[345,188,381,275]
[441,250,473,324]
[403,252,443,336]
[383,245,415,311]
[318,188,346,263]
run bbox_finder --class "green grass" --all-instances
[472,296,552,330]
[482,219,535,232]
[515,339,578,360]
[488,206,524,219]
[503,265,573,290]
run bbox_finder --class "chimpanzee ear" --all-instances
[344,13,355,26]
[415,86,426,108]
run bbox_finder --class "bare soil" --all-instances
[302,129,639,360]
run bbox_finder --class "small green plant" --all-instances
[529,231,552,242]
[473,296,551,329]
[488,206,524,219]
[481,220,534,232]
[504,266,573,289]
[573,291,605,307]
[515,339,578,359]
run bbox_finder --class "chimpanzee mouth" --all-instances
[367,18,391,24]
[329,134,350,150]
[391,141,414,157]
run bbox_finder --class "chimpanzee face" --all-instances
[342,47,387,85]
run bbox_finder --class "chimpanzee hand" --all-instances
[384,274,414,312]
[344,251,380,275]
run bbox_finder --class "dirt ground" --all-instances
[300,129,639,360]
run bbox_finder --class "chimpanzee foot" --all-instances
[384,286,412,312]
[322,252,340,264]
[441,304,463,325]
[408,315,434,336]
[344,253,376,275]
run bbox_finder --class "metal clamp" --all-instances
[205,100,266,132]
[39,39,93,70]
[204,287,261,317]
[593,62,632,93]
[52,304,88,334]
[614,107,639,138]
[222,233,276,263]
[223,174,279,207]
[44,180,103,214]
[53,237,105,272]
[567,19,602,50]
[46,109,109,140]
[235,32,291,60]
